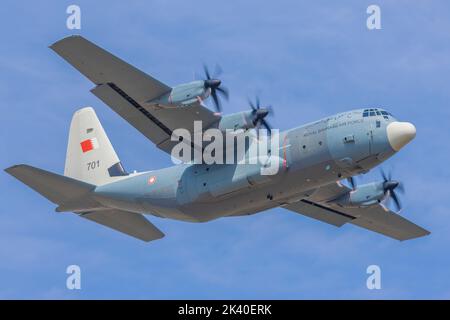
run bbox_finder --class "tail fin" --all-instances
[65,107,127,185]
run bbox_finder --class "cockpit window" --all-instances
[362,108,392,119]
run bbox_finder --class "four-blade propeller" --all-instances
[346,169,406,212]
[248,96,274,134]
[201,66,275,134]
[347,176,357,190]
[202,64,229,113]
[381,169,405,212]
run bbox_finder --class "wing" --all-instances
[79,209,165,242]
[50,36,220,156]
[344,205,430,241]
[284,182,430,241]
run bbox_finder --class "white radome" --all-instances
[387,121,417,151]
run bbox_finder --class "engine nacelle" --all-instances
[218,111,256,131]
[149,80,209,107]
[332,182,385,208]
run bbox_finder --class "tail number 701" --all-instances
[87,160,100,171]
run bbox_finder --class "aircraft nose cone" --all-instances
[386,121,416,151]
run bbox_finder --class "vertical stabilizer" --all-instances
[65,107,126,185]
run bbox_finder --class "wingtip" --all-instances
[144,231,165,242]
[4,164,27,174]
[400,229,431,241]
[418,227,431,238]
[49,35,85,51]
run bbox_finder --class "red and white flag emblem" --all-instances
[148,176,157,185]
[80,138,99,153]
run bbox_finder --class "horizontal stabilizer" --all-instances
[79,209,165,242]
[5,164,95,205]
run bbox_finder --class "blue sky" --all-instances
[1,0,450,299]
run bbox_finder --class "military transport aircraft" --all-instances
[5,36,430,242]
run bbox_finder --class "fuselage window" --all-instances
[376,120,381,128]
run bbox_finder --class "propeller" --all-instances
[381,168,405,212]
[347,176,357,190]
[202,64,229,113]
[248,96,274,135]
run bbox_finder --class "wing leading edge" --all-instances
[284,183,430,241]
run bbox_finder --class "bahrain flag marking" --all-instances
[80,138,99,153]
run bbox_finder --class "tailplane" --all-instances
[5,107,165,242]
[5,164,164,242]
[5,164,97,209]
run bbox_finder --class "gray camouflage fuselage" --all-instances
[93,108,400,222]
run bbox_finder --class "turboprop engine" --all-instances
[333,182,386,208]
[331,170,404,211]
[149,65,229,110]
[149,80,211,107]
[218,96,274,132]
